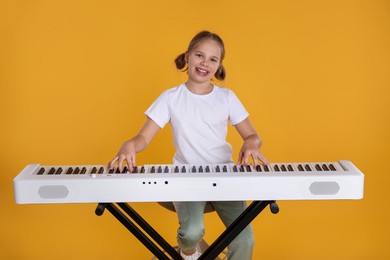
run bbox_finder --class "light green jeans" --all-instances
[173,201,254,260]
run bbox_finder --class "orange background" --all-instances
[1,1,389,259]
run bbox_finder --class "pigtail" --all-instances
[214,64,226,81]
[174,53,187,70]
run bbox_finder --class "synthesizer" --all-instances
[14,160,364,204]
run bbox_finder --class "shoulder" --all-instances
[213,85,239,101]
[161,84,186,97]
[155,84,185,100]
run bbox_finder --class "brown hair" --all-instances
[174,31,226,81]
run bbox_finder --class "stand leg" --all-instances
[97,203,174,260]
[198,201,273,260]
[96,201,278,260]
[117,203,182,260]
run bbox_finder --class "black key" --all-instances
[223,165,227,172]
[140,166,145,173]
[322,164,330,171]
[91,167,97,174]
[151,166,156,173]
[298,164,304,171]
[123,167,128,173]
[174,166,179,173]
[198,166,203,173]
[246,165,252,172]
[66,167,73,175]
[55,168,63,175]
[305,164,312,171]
[274,165,280,172]
[192,166,197,173]
[315,164,322,171]
[233,165,238,172]
[158,166,163,173]
[240,165,245,172]
[206,166,210,172]
[115,167,121,173]
[164,166,169,173]
[98,167,104,174]
[131,166,138,173]
[73,167,80,174]
[37,167,45,175]
[256,165,262,172]
[287,165,294,171]
[216,166,221,172]
[329,164,336,171]
[181,166,186,173]
[109,168,114,173]
[80,167,87,174]
[48,167,55,175]
[264,165,270,172]
[281,165,287,172]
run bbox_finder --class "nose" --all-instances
[200,60,209,67]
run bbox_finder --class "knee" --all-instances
[178,226,204,246]
[230,229,255,249]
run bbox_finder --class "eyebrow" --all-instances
[194,50,220,60]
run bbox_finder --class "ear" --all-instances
[215,64,226,81]
[217,64,223,73]
[184,51,189,63]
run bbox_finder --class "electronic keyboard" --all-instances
[13,160,364,204]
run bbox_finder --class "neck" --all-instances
[185,81,213,95]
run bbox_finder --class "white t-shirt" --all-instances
[145,83,249,164]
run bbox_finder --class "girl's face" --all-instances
[186,39,222,86]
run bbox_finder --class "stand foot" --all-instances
[95,203,107,216]
[269,201,279,214]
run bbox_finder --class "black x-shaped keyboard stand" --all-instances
[96,200,279,260]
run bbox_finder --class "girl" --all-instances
[108,31,268,260]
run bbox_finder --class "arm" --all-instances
[108,117,161,172]
[234,118,268,166]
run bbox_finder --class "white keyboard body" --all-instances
[13,160,364,204]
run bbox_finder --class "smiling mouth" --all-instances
[196,67,209,76]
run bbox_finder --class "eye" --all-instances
[195,53,203,58]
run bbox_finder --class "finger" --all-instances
[122,155,129,172]
[131,153,136,169]
[125,154,134,172]
[237,150,244,165]
[258,153,269,165]
[118,155,126,173]
[243,152,250,166]
[108,156,119,170]
[252,153,259,167]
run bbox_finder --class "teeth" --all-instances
[197,68,208,73]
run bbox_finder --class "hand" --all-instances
[108,118,161,172]
[108,141,137,172]
[237,140,269,166]
[234,118,268,166]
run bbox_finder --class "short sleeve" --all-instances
[144,91,171,128]
[228,90,249,125]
